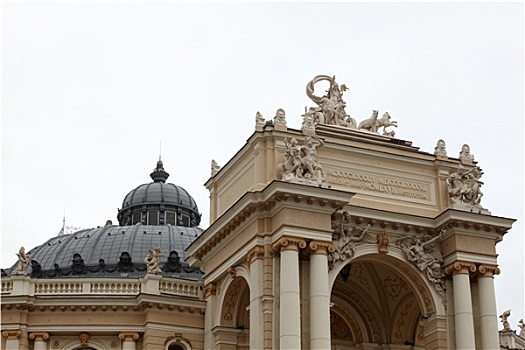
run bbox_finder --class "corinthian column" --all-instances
[272,237,306,349]
[309,241,334,350]
[29,332,49,350]
[445,262,476,350]
[477,265,500,350]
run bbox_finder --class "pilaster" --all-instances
[118,332,140,350]
[2,330,22,350]
[29,332,49,350]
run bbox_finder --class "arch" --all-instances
[216,274,250,328]
[165,337,192,350]
[328,243,443,316]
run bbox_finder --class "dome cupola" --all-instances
[117,160,201,227]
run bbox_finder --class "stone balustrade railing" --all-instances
[1,275,203,299]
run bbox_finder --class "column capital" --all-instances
[477,264,500,278]
[1,330,21,340]
[271,236,306,253]
[118,332,140,341]
[203,282,218,298]
[309,241,335,255]
[444,261,477,276]
[247,245,265,264]
[29,332,49,341]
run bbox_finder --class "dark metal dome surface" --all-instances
[11,224,203,280]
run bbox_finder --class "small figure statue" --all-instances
[434,139,447,157]
[357,110,380,133]
[396,230,445,294]
[459,144,475,162]
[500,310,511,331]
[12,246,30,275]
[211,159,221,176]
[518,319,525,338]
[328,211,371,269]
[301,108,317,137]
[273,108,287,127]
[144,247,164,275]
[447,165,484,208]
[255,111,265,129]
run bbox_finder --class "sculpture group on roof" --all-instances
[304,75,398,136]
[277,136,325,185]
[447,165,484,209]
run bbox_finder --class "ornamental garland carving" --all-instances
[328,210,371,269]
[395,230,445,295]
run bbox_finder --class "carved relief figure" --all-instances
[447,165,484,208]
[518,319,525,338]
[396,230,445,294]
[277,136,325,184]
[328,211,371,269]
[12,246,30,275]
[377,231,390,254]
[144,247,164,274]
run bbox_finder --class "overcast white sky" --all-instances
[2,1,524,328]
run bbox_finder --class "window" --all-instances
[168,345,185,350]
[148,210,159,225]
[166,211,176,225]
[132,212,142,225]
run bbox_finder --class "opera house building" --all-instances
[2,75,523,349]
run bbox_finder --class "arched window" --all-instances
[168,344,185,350]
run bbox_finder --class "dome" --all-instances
[3,160,204,279]
[13,225,203,279]
[117,160,201,227]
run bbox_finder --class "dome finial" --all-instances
[150,157,169,183]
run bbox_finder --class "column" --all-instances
[118,332,139,350]
[477,265,500,350]
[29,332,49,350]
[309,241,334,350]
[248,245,265,350]
[1,330,21,350]
[445,262,476,350]
[272,237,306,349]
[203,282,218,349]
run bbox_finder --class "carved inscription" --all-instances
[326,168,430,201]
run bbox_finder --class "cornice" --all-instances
[189,181,354,261]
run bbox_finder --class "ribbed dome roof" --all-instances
[12,225,203,279]
[117,160,201,227]
[2,160,204,279]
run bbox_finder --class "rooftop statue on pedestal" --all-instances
[11,246,30,276]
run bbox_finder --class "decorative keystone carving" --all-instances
[79,332,91,345]
[271,237,307,253]
[444,261,477,276]
[376,231,390,254]
[309,241,335,255]
[247,245,265,264]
